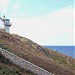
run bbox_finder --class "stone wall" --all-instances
[0,48,54,75]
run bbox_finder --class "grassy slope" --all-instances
[0,31,75,75]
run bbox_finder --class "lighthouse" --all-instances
[0,16,12,33]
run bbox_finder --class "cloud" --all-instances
[11,5,74,45]
[12,3,20,11]
[0,0,9,14]
[10,3,21,18]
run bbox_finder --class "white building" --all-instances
[0,16,12,33]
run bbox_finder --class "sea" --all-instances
[44,46,75,58]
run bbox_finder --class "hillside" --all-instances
[0,31,75,75]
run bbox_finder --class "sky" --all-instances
[0,0,74,46]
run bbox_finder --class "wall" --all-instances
[0,48,54,75]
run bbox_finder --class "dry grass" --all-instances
[0,31,75,75]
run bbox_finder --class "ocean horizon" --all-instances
[44,46,75,58]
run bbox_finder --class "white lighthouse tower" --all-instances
[0,16,12,33]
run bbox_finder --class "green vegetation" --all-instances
[0,63,35,75]
[0,53,35,75]
[0,45,9,51]
[0,64,19,75]
[0,53,20,75]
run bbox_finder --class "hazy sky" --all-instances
[0,0,74,45]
